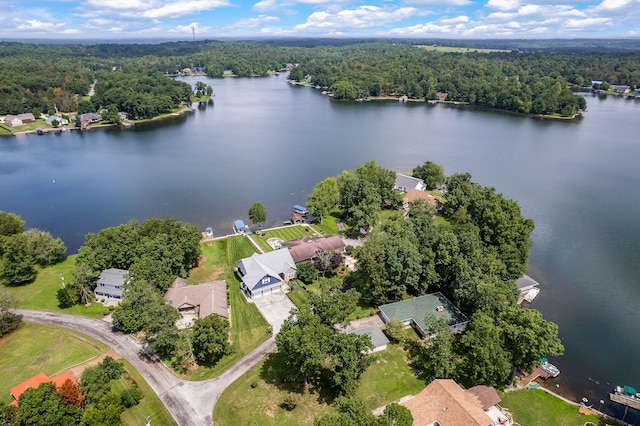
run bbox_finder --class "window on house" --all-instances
[288,271,295,279]
[262,277,270,284]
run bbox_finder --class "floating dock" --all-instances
[610,386,640,410]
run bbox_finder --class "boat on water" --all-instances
[540,358,560,378]
[524,287,540,303]
[610,385,640,410]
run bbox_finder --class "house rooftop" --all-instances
[234,219,246,229]
[164,281,228,320]
[394,173,425,192]
[281,235,345,263]
[98,268,129,287]
[10,372,77,405]
[237,250,296,292]
[379,292,469,336]
[346,326,389,352]
[401,379,495,426]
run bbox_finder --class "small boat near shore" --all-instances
[540,358,560,378]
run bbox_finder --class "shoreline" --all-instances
[1,104,196,138]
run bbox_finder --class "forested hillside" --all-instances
[1,39,639,117]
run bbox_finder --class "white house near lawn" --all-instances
[94,268,129,304]
[394,173,426,193]
[236,250,296,298]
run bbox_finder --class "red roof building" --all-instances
[9,372,77,406]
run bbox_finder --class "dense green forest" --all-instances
[1,39,639,117]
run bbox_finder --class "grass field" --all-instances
[251,225,316,252]
[3,256,112,318]
[500,388,605,426]
[311,211,341,235]
[0,322,108,405]
[176,236,270,381]
[0,124,13,135]
[0,323,175,424]
[214,344,424,425]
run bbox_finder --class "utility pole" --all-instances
[192,26,195,42]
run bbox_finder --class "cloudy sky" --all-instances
[1,0,638,39]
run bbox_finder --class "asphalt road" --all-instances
[14,310,276,426]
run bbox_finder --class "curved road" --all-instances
[14,310,276,426]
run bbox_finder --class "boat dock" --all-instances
[610,386,640,410]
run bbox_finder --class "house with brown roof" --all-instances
[436,92,448,101]
[164,279,228,328]
[401,379,510,426]
[10,372,77,406]
[402,188,442,211]
[281,235,346,263]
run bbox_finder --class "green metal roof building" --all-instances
[379,292,469,336]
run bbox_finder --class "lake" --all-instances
[2,75,639,423]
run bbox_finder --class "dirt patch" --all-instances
[65,349,121,380]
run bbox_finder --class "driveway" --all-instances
[252,291,296,334]
[14,309,276,426]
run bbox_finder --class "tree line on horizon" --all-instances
[1,39,639,117]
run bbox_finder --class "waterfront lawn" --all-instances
[177,236,269,381]
[3,255,111,318]
[500,389,605,426]
[311,211,341,235]
[0,322,108,405]
[0,124,12,135]
[213,344,423,425]
[251,225,314,252]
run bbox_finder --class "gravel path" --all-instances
[14,309,276,426]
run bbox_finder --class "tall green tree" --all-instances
[413,313,456,381]
[0,289,19,337]
[23,228,67,265]
[191,314,233,365]
[0,233,36,286]
[248,202,267,231]
[307,177,339,224]
[308,277,360,327]
[17,383,82,426]
[112,279,178,334]
[412,161,445,190]
[0,211,25,238]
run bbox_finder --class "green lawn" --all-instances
[500,389,605,426]
[0,323,175,425]
[214,344,424,425]
[311,211,341,235]
[175,236,270,381]
[251,225,316,252]
[3,256,112,318]
[0,124,12,135]
[0,322,108,405]
[287,288,309,308]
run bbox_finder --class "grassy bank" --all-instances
[214,344,424,425]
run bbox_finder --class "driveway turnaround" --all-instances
[252,292,296,334]
[14,310,276,426]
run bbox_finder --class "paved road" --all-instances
[14,310,276,426]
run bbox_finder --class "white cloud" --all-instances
[403,0,471,6]
[486,0,520,11]
[562,17,611,28]
[84,0,231,19]
[295,6,417,31]
[232,15,280,28]
[596,0,633,10]
[16,20,66,31]
[439,15,470,24]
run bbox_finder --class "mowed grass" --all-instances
[3,256,109,318]
[117,360,177,426]
[311,211,341,235]
[214,345,424,425]
[0,322,108,405]
[0,124,13,135]
[500,389,605,426]
[176,236,269,381]
[0,323,175,425]
[251,225,316,252]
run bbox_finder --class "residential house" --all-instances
[79,113,102,124]
[436,92,448,101]
[346,326,389,353]
[401,379,511,426]
[281,235,346,263]
[45,115,69,126]
[402,188,442,210]
[17,113,36,123]
[164,279,228,329]
[394,173,426,193]
[3,115,23,126]
[94,268,129,304]
[236,250,296,298]
[610,85,631,94]
[379,292,469,336]
[10,372,77,406]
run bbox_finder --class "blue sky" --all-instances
[1,0,638,39]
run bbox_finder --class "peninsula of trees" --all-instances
[1,39,639,120]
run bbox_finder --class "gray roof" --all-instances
[237,250,296,291]
[394,173,425,192]
[98,268,129,286]
[80,113,101,122]
[516,274,539,291]
[379,292,468,335]
[347,326,389,350]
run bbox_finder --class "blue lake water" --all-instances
[1,75,639,423]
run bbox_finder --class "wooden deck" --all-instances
[520,367,550,387]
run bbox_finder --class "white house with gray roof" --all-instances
[394,173,426,193]
[94,268,129,304]
[236,250,296,298]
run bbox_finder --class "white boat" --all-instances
[524,287,540,303]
